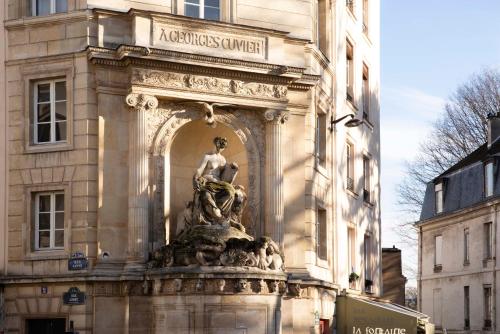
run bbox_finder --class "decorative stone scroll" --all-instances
[132,69,288,100]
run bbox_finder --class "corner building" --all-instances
[0,0,381,333]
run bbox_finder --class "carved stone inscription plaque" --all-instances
[153,23,267,61]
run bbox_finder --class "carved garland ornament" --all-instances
[132,69,288,100]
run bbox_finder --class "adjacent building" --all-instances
[382,246,407,306]
[418,114,500,332]
[0,0,383,333]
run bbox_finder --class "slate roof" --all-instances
[419,140,500,222]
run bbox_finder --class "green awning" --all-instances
[336,295,434,334]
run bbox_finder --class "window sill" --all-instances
[347,188,359,199]
[363,118,374,130]
[25,142,73,154]
[5,10,88,28]
[463,260,470,267]
[346,95,358,112]
[25,250,68,261]
[314,162,329,179]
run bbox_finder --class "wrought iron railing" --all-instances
[347,177,354,191]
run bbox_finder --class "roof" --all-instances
[419,140,500,222]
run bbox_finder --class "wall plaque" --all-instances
[153,23,267,61]
[63,287,86,305]
[68,252,88,271]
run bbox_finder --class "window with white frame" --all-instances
[464,228,469,264]
[346,142,354,191]
[484,222,493,260]
[185,0,220,20]
[316,206,327,261]
[348,227,356,274]
[435,182,443,214]
[315,112,327,167]
[362,155,371,202]
[34,192,64,250]
[362,64,370,120]
[346,40,354,102]
[32,0,67,16]
[434,235,442,267]
[33,79,67,144]
[364,234,371,281]
[484,161,494,197]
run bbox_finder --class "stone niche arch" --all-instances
[149,105,264,249]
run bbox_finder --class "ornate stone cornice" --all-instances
[126,93,159,112]
[264,109,290,124]
[87,46,319,91]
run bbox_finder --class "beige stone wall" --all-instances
[3,283,92,333]
[419,205,500,330]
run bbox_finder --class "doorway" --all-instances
[25,318,66,334]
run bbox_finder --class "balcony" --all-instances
[347,177,354,191]
[346,0,354,13]
[484,319,492,330]
[363,189,370,203]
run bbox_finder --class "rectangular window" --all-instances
[316,207,327,260]
[484,222,493,260]
[362,65,369,120]
[34,192,64,250]
[348,227,356,274]
[363,155,371,202]
[346,142,354,191]
[484,285,492,328]
[435,182,443,214]
[464,286,470,329]
[316,113,327,167]
[33,80,67,145]
[485,161,494,197]
[185,0,220,20]
[464,228,469,265]
[346,40,354,102]
[364,234,371,281]
[32,0,67,16]
[362,0,369,34]
[434,235,442,267]
[317,0,328,56]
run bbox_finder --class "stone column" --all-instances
[125,93,158,264]
[264,109,289,248]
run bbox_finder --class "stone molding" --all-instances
[132,69,288,101]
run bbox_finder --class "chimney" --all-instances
[487,112,500,148]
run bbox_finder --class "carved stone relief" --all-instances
[132,69,288,100]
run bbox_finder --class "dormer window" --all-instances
[485,161,494,197]
[435,182,443,214]
[185,0,220,20]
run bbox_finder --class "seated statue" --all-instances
[178,137,247,235]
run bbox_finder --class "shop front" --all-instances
[336,295,434,334]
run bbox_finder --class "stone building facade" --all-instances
[418,115,500,332]
[0,0,381,333]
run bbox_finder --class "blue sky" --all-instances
[380,1,500,283]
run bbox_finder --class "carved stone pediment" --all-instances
[131,69,287,101]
